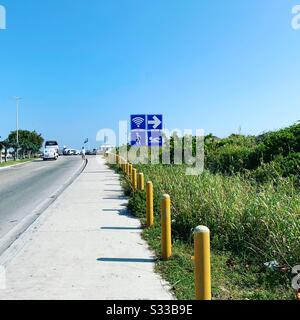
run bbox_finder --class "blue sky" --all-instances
[0,0,299,148]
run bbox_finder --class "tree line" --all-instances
[0,130,44,161]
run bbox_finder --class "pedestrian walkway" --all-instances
[0,156,173,300]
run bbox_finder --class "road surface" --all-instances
[0,156,83,240]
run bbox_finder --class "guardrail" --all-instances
[105,152,212,300]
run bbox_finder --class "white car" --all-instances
[43,141,59,161]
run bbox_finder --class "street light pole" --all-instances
[0,135,2,164]
[15,97,21,160]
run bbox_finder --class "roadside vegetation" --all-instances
[0,130,44,163]
[0,158,36,168]
[112,122,299,300]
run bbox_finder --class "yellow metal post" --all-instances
[129,164,133,181]
[194,226,212,300]
[132,168,137,191]
[138,173,145,191]
[127,163,130,177]
[146,181,154,227]
[161,194,172,260]
[128,164,131,177]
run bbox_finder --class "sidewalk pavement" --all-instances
[0,156,173,300]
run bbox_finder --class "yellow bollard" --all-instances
[146,181,154,227]
[128,164,132,180]
[138,173,145,191]
[161,194,172,260]
[127,164,131,180]
[194,226,212,300]
[128,164,131,177]
[132,168,137,191]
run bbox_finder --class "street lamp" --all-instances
[0,135,2,164]
[14,97,21,160]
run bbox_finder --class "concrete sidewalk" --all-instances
[0,156,173,300]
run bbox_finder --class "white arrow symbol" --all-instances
[148,116,161,129]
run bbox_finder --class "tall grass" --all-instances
[132,164,300,267]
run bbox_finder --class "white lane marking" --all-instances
[33,167,47,172]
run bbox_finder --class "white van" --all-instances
[43,141,59,161]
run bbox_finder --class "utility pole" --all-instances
[15,97,21,160]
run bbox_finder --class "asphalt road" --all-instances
[0,156,83,240]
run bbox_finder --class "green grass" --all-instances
[0,158,35,168]
[141,227,294,300]
[111,163,298,300]
[130,164,300,267]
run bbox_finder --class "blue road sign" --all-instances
[130,114,163,146]
[131,115,146,130]
[147,114,163,130]
[131,131,147,147]
[148,130,163,147]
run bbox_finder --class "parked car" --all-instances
[86,149,97,155]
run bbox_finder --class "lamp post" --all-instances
[15,97,21,160]
[0,135,2,164]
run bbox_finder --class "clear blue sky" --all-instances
[0,0,299,148]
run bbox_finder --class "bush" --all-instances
[249,153,300,185]
[249,161,283,184]
[204,123,300,177]
[258,123,300,162]
[278,153,300,179]
[206,144,258,174]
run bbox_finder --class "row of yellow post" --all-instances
[109,153,212,301]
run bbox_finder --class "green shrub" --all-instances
[258,123,300,162]
[204,123,299,176]
[206,144,258,174]
[278,153,300,179]
[249,161,283,184]
[249,153,300,185]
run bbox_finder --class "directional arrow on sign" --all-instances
[148,115,162,129]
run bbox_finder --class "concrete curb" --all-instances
[0,159,88,260]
